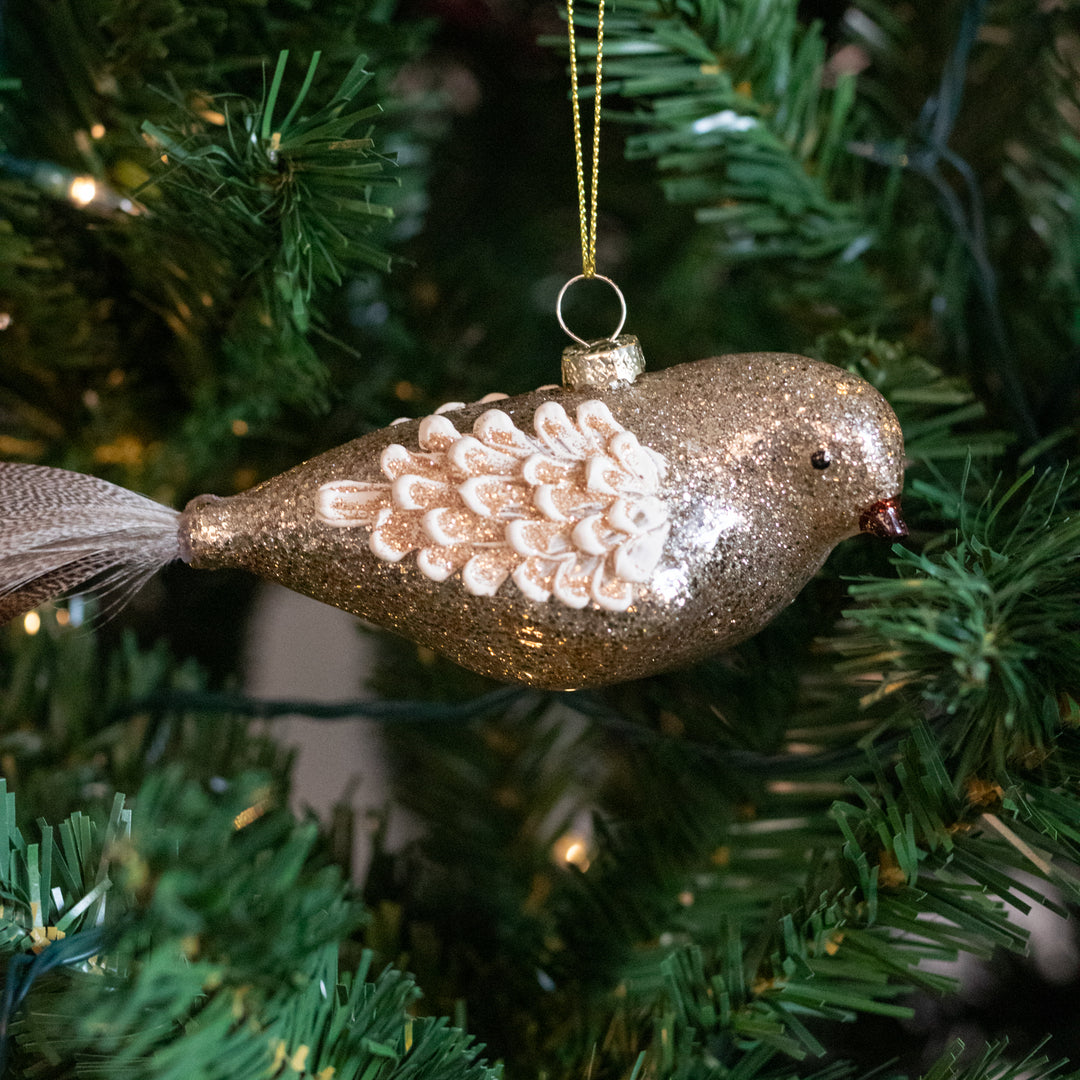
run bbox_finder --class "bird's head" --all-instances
[711,354,907,546]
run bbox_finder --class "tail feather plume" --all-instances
[0,464,182,624]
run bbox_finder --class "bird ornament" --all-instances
[0,338,905,689]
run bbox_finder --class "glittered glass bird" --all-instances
[0,347,906,688]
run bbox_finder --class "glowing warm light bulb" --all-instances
[23,611,41,635]
[552,832,592,871]
[90,123,106,139]
[68,176,98,206]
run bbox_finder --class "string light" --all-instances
[0,154,143,216]
[552,831,593,871]
[68,176,98,206]
[23,611,41,635]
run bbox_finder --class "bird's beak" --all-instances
[859,496,907,539]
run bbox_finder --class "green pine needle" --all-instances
[141,49,398,328]
[919,1037,1079,1080]
[836,466,1080,779]
[558,0,868,260]
[0,770,499,1080]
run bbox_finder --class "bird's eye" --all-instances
[810,449,831,470]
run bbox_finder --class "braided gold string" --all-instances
[566,0,605,278]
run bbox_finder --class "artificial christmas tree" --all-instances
[2,1,1080,1078]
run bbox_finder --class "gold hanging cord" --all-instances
[558,0,641,384]
[566,0,605,279]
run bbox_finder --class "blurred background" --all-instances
[2,1,1080,1077]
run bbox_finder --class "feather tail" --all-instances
[0,463,182,624]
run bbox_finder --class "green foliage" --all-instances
[1003,131,1080,356]
[837,468,1080,779]
[567,710,1080,1074]
[145,52,393,352]
[0,610,289,822]
[843,1,1080,433]
[919,1038,1078,1080]
[0,780,127,957]
[0,770,498,1080]
[560,0,866,260]
[138,48,401,466]
[368,637,1080,1079]
[2,1,1080,1078]
[0,1,432,497]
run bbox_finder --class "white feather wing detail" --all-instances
[0,463,182,623]
[317,400,671,612]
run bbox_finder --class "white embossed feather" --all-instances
[0,464,181,623]
[316,399,671,612]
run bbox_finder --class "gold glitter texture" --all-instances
[180,353,906,689]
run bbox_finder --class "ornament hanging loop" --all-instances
[556,272,626,347]
[557,274,643,390]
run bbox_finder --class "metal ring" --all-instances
[556,273,627,348]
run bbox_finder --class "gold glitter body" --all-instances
[180,353,905,689]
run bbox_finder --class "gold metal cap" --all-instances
[561,334,646,390]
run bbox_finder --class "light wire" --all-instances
[566,0,605,278]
